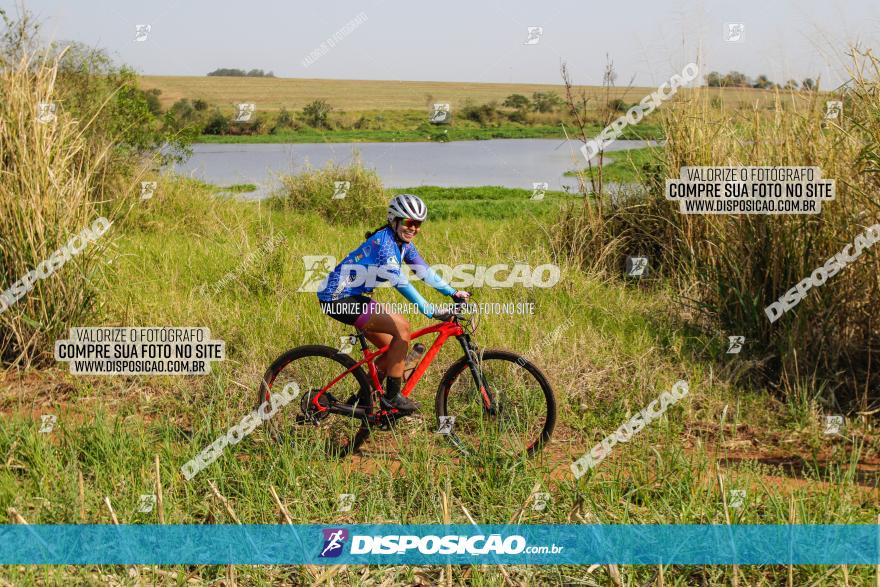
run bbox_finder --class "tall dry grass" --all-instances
[554,50,880,408]
[0,49,126,366]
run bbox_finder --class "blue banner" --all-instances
[1,524,878,565]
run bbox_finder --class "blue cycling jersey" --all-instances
[316,226,456,317]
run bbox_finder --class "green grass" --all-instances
[217,183,258,193]
[196,123,664,144]
[401,186,575,220]
[565,146,663,184]
[1,176,878,585]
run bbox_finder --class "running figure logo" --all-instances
[234,103,256,122]
[726,336,744,354]
[523,26,543,45]
[430,103,450,124]
[298,255,336,292]
[531,182,548,201]
[626,256,648,278]
[436,416,455,435]
[319,528,349,558]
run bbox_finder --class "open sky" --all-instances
[4,0,879,87]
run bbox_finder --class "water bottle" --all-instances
[403,343,426,379]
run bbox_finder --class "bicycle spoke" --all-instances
[259,347,372,458]
[439,351,554,459]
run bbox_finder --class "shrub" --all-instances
[503,94,531,110]
[460,100,500,125]
[203,110,229,134]
[302,99,332,129]
[607,98,630,112]
[270,107,299,134]
[144,88,162,115]
[269,157,387,225]
[532,92,563,113]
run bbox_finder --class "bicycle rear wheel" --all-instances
[435,349,556,458]
[258,345,372,458]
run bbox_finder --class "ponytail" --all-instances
[364,223,389,239]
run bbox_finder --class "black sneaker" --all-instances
[344,390,371,407]
[380,393,420,414]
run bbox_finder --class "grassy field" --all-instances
[2,176,878,585]
[139,75,789,112]
[564,146,662,183]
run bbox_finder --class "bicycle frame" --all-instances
[310,318,492,417]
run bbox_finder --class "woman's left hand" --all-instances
[452,290,471,301]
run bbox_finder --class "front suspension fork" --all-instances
[457,335,497,415]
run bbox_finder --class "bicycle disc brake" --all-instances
[300,389,331,425]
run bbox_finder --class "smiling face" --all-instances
[393,218,422,243]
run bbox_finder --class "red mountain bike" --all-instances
[257,303,556,458]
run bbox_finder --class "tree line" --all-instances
[705,71,817,90]
[207,68,275,77]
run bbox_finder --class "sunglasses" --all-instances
[400,218,423,229]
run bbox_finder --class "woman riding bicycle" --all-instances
[316,194,470,414]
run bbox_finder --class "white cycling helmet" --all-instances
[387,194,428,224]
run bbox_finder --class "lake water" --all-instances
[171,139,655,198]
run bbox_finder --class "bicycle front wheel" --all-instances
[435,349,556,458]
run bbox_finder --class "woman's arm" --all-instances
[404,248,456,296]
[395,280,438,318]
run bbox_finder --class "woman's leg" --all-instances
[363,331,392,374]
[348,300,418,412]
[361,311,410,378]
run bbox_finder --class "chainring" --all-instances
[300,389,331,423]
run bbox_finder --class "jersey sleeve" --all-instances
[403,245,456,296]
[395,281,437,318]
[372,234,435,317]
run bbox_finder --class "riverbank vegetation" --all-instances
[140,74,795,143]
[556,50,880,409]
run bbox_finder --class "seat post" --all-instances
[356,332,369,351]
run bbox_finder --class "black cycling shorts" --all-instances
[319,294,380,329]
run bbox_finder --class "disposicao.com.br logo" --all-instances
[319,529,563,557]
[319,528,349,558]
